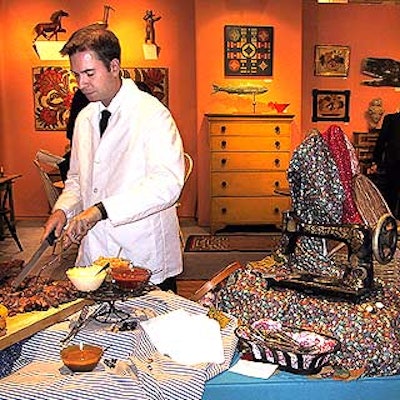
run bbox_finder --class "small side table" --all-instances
[0,174,23,251]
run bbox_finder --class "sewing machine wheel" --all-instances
[372,213,397,264]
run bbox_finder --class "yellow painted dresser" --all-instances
[206,113,294,234]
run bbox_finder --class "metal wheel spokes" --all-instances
[372,213,398,264]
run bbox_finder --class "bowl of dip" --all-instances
[61,343,103,372]
[66,265,108,292]
[111,265,151,291]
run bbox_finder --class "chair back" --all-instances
[35,149,65,169]
[177,152,194,248]
[184,152,194,185]
[33,159,60,209]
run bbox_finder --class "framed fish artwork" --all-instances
[224,25,273,77]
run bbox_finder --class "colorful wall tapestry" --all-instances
[224,25,273,76]
[33,66,169,131]
[122,67,168,107]
[33,66,76,131]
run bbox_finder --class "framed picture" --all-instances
[314,45,350,77]
[224,25,273,76]
[312,89,350,122]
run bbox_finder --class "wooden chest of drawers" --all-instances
[206,114,294,233]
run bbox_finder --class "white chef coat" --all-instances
[54,79,185,284]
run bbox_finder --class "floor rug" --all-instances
[184,234,281,252]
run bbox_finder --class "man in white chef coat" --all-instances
[42,26,185,292]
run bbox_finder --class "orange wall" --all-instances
[302,1,400,135]
[2,0,400,227]
[195,0,303,226]
[0,0,196,219]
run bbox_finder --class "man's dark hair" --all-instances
[60,26,121,70]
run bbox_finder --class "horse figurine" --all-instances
[33,10,69,42]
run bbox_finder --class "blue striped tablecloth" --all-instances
[0,291,238,400]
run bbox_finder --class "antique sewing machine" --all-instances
[270,210,398,298]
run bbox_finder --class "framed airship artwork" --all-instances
[224,25,273,76]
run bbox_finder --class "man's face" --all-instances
[70,50,120,106]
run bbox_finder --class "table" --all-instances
[0,290,400,399]
[0,174,22,250]
[205,369,400,400]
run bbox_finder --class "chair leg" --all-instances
[179,227,185,249]
[2,213,23,251]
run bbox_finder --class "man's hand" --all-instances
[42,209,67,243]
[63,206,102,248]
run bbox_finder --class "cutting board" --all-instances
[0,298,91,351]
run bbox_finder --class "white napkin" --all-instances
[229,359,278,379]
[141,309,225,366]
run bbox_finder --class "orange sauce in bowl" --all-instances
[61,344,103,372]
[111,267,151,290]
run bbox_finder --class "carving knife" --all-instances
[12,230,57,290]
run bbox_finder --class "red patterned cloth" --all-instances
[321,125,362,224]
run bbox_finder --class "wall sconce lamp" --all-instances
[33,41,67,61]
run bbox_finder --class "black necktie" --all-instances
[99,110,111,137]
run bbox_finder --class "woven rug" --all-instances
[184,234,281,252]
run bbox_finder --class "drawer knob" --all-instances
[221,126,226,133]
[274,158,280,167]
[221,181,228,189]
[274,141,280,149]
[221,158,227,166]
[274,207,280,214]
[221,140,227,149]
[274,181,280,188]
[275,126,281,134]
[221,207,227,214]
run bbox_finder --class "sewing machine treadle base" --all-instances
[267,273,377,301]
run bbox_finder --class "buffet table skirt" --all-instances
[205,369,400,400]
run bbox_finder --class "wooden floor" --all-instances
[176,279,206,299]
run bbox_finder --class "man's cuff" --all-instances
[95,202,108,220]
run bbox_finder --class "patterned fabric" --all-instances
[214,261,400,377]
[287,129,345,277]
[0,291,238,400]
[320,125,362,224]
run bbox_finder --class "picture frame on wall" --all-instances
[312,89,350,122]
[224,25,273,76]
[314,45,350,77]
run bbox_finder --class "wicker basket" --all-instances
[235,319,341,375]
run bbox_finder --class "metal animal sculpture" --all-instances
[33,10,69,42]
[361,57,400,87]
[143,10,161,44]
[94,5,115,29]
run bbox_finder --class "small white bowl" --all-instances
[66,265,108,292]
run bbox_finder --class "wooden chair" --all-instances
[35,149,64,169]
[0,176,23,251]
[33,159,60,210]
[190,261,242,302]
[177,152,194,248]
